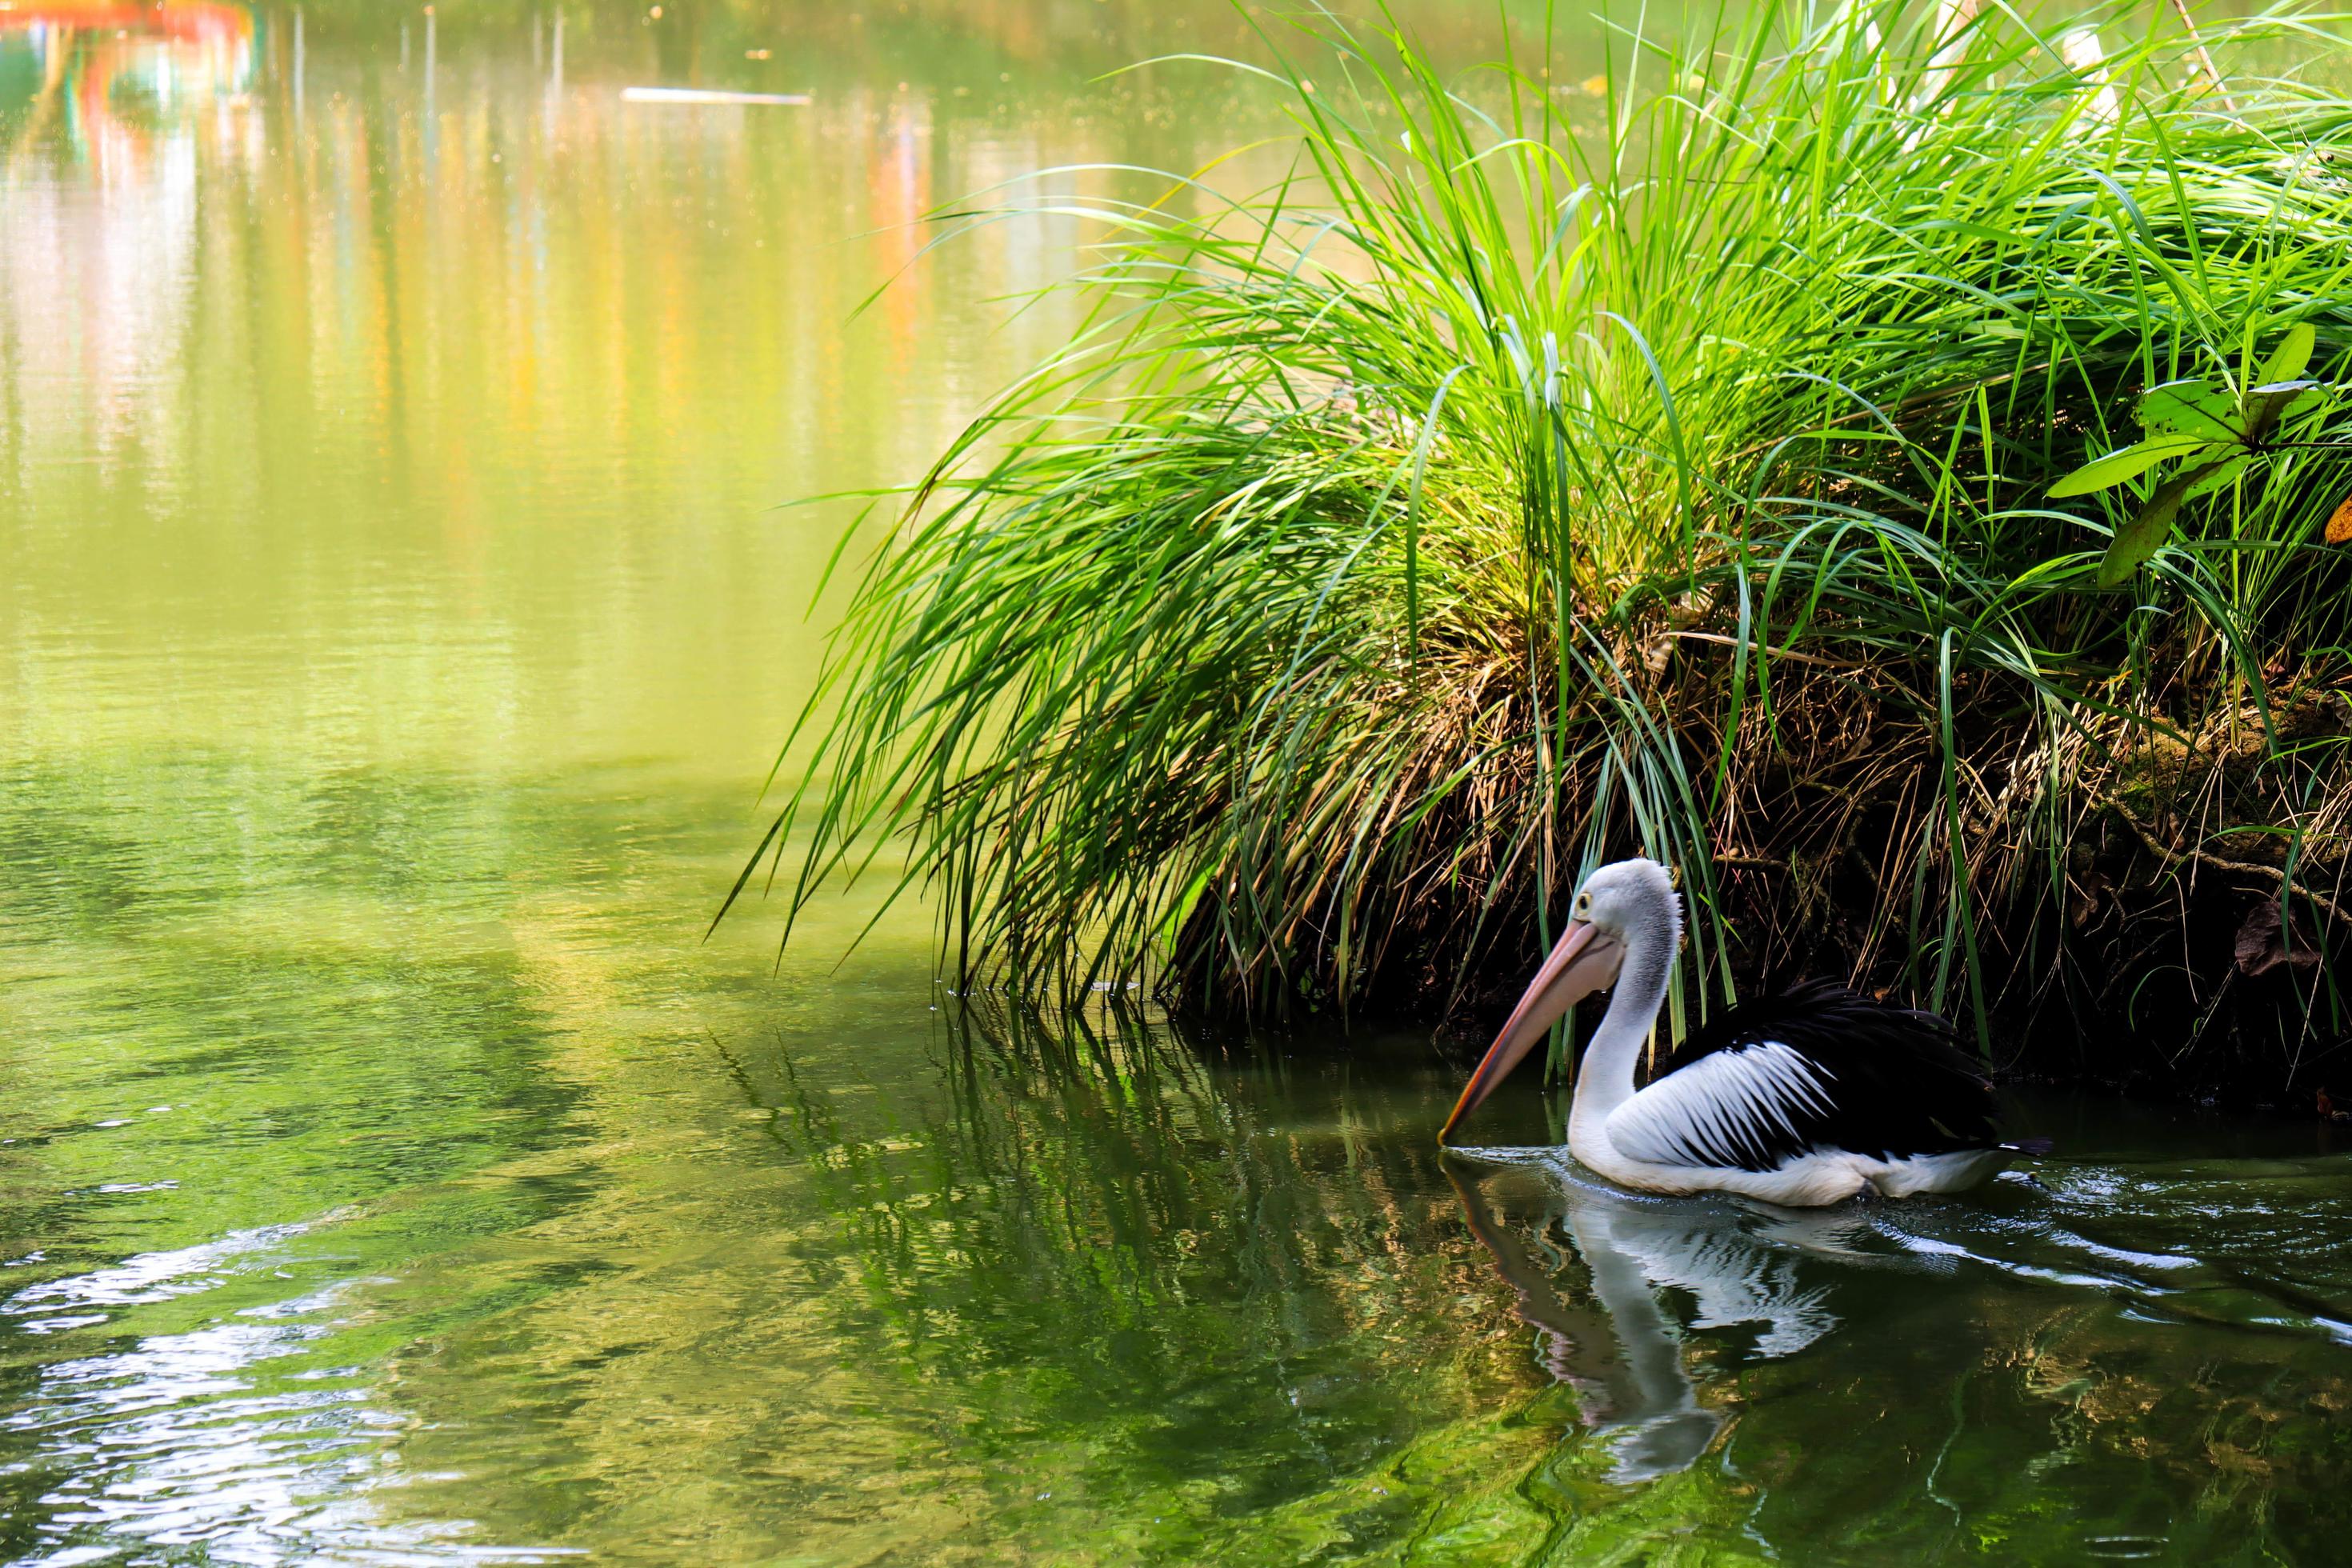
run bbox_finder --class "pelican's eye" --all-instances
[1574,891,1592,918]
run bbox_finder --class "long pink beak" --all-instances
[1437,920,1624,1146]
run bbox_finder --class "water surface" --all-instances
[2,4,2350,1563]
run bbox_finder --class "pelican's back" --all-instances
[1604,981,2000,1175]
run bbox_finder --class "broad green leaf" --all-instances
[2183,452,2250,500]
[2048,433,2209,497]
[2243,380,2327,442]
[2260,323,2317,385]
[2138,378,2242,442]
[2098,458,2234,588]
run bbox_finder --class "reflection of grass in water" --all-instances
[750,998,1771,1561]
[746,1000,2352,1562]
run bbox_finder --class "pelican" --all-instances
[1438,858,2043,1206]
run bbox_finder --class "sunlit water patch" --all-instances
[1,1224,402,1563]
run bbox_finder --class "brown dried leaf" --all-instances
[2328,493,2352,545]
[2234,898,2322,978]
[2066,864,2111,930]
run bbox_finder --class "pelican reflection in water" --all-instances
[1450,1156,1873,1482]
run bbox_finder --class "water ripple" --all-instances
[2,1219,574,1564]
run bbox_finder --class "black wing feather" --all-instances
[1636,980,2000,1171]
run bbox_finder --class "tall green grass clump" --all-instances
[735,0,2352,1094]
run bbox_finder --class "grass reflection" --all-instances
[722,998,2352,1563]
[733,997,1755,1560]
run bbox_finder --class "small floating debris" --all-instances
[621,86,810,106]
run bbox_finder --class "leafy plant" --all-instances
[732,0,2352,1083]
[2052,325,2346,586]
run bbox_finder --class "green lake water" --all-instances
[2,3,2349,1562]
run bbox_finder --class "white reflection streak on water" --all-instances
[2,1226,569,1565]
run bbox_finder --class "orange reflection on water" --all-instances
[1,2,254,176]
[0,6,1138,779]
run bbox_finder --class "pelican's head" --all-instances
[1570,858,1682,949]
[1435,857,1680,1146]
